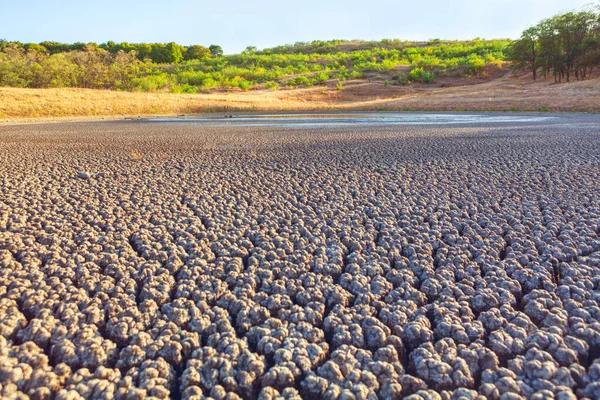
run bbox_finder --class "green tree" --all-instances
[151,42,183,63]
[510,7,600,82]
[577,36,600,79]
[167,42,184,63]
[109,50,145,89]
[508,26,540,80]
[184,45,211,60]
[557,11,598,81]
[100,41,116,52]
[209,44,223,57]
[24,43,48,54]
[111,42,136,54]
[38,53,79,88]
[69,42,87,51]
[0,47,31,87]
[40,41,69,54]
[135,43,153,60]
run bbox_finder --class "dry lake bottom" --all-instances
[1,113,600,399]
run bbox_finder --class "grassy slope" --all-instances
[2,70,599,121]
[0,87,337,119]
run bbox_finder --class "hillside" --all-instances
[2,69,599,121]
[0,39,509,93]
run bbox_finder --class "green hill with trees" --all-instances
[0,38,509,93]
[0,5,598,94]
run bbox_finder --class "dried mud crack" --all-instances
[1,114,600,399]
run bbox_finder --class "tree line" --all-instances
[0,45,148,89]
[0,37,508,92]
[0,40,223,64]
[509,6,600,82]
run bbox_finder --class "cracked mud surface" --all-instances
[1,114,600,399]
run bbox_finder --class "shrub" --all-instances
[395,72,409,85]
[287,75,311,87]
[408,67,436,83]
[201,78,218,89]
[131,74,172,91]
[171,84,197,93]
[350,70,365,79]
[338,66,350,79]
[379,59,398,71]
[238,79,252,91]
[264,81,279,90]
[315,72,329,83]
[465,54,486,74]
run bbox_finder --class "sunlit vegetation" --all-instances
[509,6,600,81]
[0,38,510,93]
[2,5,598,95]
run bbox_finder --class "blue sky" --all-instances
[2,0,593,53]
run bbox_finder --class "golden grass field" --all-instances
[1,71,599,122]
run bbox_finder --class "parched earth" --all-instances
[1,113,600,400]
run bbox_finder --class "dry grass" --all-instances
[0,87,330,119]
[1,72,599,122]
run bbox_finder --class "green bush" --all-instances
[287,75,311,87]
[395,72,409,85]
[238,79,252,91]
[465,54,486,74]
[131,74,171,91]
[171,84,197,93]
[315,72,329,83]
[264,81,279,90]
[408,67,436,83]
[200,78,218,90]
[350,70,365,79]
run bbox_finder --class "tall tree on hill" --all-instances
[184,45,211,60]
[209,44,223,57]
[135,43,153,61]
[150,42,184,63]
[536,17,562,80]
[509,27,540,80]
